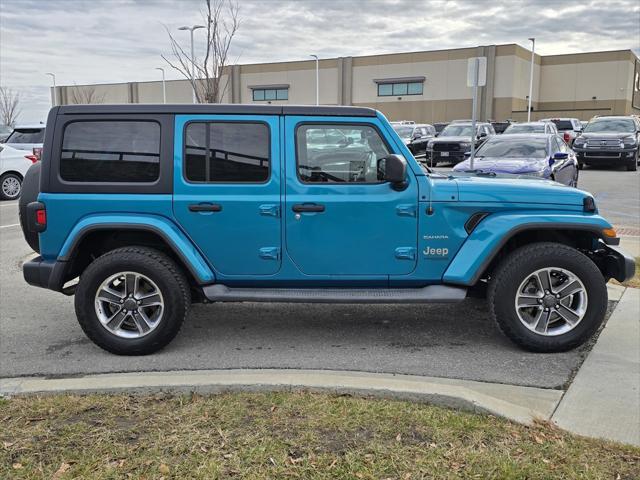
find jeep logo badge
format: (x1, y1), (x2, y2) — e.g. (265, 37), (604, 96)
(423, 246), (449, 257)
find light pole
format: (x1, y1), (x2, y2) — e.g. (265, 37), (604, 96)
(527, 37), (535, 122)
(178, 25), (205, 103)
(155, 67), (166, 104)
(46, 72), (56, 106)
(310, 54), (319, 105)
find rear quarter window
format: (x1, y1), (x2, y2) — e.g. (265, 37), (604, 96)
(60, 121), (160, 183)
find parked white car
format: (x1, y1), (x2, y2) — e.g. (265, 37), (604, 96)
(3, 124), (45, 153)
(0, 144), (38, 200)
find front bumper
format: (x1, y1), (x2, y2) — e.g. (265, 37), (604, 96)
(574, 147), (637, 165)
(598, 243), (636, 283)
(23, 256), (67, 292)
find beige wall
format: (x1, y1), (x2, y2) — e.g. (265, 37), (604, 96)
(55, 45), (639, 123)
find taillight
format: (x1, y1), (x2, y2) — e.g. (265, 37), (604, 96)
(36, 209), (46, 226)
(25, 155), (38, 163)
(563, 132), (571, 143)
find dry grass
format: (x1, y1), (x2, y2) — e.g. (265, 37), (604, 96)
(1, 392), (639, 479)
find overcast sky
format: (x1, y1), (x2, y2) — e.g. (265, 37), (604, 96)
(1, 0), (639, 123)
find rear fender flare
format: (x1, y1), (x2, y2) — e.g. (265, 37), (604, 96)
(59, 214), (215, 284)
(443, 212), (613, 286)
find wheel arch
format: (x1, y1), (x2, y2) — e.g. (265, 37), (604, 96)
(58, 217), (215, 289)
(0, 170), (25, 180)
(443, 215), (617, 286)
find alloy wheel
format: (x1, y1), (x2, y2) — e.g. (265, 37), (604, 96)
(514, 267), (588, 336)
(94, 271), (164, 338)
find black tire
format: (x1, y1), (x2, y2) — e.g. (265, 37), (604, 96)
(488, 242), (607, 353)
(74, 247), (190, 355)
(18, 162), (41, 252)
(0, 172), (22, 200)
(627, 159), (637, 171)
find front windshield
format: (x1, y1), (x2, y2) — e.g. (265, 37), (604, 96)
(476, 137), (548, 158)
(584, 118), (635, 133)
(440, 125), (473, 137)
(504, 124), (545, 134)
(393, 126), (414, 138)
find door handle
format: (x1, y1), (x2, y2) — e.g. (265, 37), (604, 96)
(292, 203), (325, 213)
(189, 203), (222, 212)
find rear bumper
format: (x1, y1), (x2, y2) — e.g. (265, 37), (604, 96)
(23, 256), (67, 292)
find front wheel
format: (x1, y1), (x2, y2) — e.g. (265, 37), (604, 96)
(75, 247), (190, 355)
(488, 242), (607, 352)
(0, 173), (22, 200)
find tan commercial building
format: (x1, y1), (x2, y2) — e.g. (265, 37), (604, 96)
(55, 43), (640, 123)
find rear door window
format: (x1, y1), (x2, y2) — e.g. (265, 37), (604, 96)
(184, 122), (270, 183)
(6, 128), (45, 144)
(60, 121), (160, 182)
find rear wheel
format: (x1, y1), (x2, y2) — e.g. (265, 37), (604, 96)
(488, 242), (607, 352)
(75, 247), (190, 355)
(0, 173), (22, 200)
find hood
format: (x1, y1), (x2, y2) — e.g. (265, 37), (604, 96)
(432, 135), (472, 143)
(453, 157), (550, 176)
(442, 172), (588, 206)
(579, 132), (629, 139)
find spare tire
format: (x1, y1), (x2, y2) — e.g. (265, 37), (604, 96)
(19, 162), (41, 253)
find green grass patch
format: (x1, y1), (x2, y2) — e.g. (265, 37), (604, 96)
(1, 392), (638, 479)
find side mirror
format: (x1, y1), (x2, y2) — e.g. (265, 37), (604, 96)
(379, 154), (408, 191)
(478, 132), (487, 138)
(553, 152), (569, 160)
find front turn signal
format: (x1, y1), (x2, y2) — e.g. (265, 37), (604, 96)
(602, 228), (617, 238)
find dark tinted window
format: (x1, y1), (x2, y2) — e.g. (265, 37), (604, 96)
(296, 124), (390, 183)
(550, 120), (574, 131)
(60, 121), (160, 183)
(184, 122), (270, 183)
(6, 128), (45, 144)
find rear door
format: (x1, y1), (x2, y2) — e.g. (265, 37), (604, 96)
(173, 115), (282, 275)
(284, 116), (418, 275)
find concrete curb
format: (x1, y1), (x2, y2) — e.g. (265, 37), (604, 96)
(0, 369), (563, 426)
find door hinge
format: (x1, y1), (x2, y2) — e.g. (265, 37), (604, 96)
(259, 247), (280, 260)
(396, 204), (417, 217)
(395, 247), (416, 260)
(259, 204), (280, 218)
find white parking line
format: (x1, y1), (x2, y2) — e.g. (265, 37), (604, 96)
(0, 202), (18, 208)
(0, 223), (19, 229)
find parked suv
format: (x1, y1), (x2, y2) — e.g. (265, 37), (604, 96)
(392, 123), (436, 155)
(4, 123), (45, 152)
(20, 104), (634, 355)
(426, 122), (495, 166)
(540, 118), (583, 146)
(572, 116), (640, 171)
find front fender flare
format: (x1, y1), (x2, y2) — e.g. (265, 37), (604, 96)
(443, 212), (613, 286)
(59, 214), (215, 284)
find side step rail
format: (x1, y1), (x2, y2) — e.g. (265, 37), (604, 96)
(203, 284), (467, 304)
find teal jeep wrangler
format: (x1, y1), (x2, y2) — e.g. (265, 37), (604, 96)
(20, 104), (634, 355)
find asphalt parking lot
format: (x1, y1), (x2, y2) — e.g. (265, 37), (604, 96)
(1, 167), (637, 388)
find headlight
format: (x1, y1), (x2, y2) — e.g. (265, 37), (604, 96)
(427, 141), (434, 150)
(573, 137), (586, 146)
(622, 136), (637, 146)
(459, 142), (471, 149)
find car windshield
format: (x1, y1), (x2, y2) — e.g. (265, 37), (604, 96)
(393, 126), (414, 138)
(504, 124), (545, 134)
(6, 128), (45, 144)
(476, 137), (548, 159)
(583, 118), (635, 133)
(440, 125), (473, 137)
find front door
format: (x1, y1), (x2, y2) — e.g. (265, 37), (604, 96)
(284, 117), (418, 275)
(173, 115), (281, 276)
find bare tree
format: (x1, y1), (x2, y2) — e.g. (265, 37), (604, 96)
(70, 85), (106, 105)
(0, 87), (21, 127)
(163, 0), (240, 103)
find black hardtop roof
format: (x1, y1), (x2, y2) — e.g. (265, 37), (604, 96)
(56, 104), (377, 117)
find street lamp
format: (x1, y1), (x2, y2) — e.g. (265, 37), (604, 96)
(178, 25), (206, 103)
(310, 54), (319, 105)
(527, 37), (535, 122)
(46, 72), (56, 106)
(155, 67), (166, 104)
